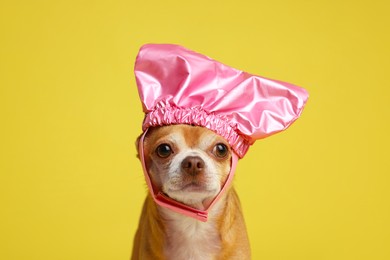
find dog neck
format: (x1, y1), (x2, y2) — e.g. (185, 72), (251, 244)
(156, 190), (229, 260)
(133, 186), (251, 260)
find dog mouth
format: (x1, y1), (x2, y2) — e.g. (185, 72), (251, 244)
(181, 182), (205, 192)
(164, 180), (220, 210)
(168, 181), (211, 193)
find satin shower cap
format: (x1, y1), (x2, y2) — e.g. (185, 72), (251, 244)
(135, 44), (308, 158)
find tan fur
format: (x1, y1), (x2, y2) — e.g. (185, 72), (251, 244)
(131, 195), (165, 260)
(131, 125), (251, 259)
(217, 189), (251, 259)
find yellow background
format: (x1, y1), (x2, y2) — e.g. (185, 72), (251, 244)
(1, 0), (389, 259)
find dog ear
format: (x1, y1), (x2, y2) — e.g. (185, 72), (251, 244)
(135, 134), (142, 159)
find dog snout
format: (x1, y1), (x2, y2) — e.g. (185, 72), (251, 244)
(181, 156), (205, 176)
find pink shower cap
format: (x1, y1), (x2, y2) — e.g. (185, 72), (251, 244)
(135, 44), (308, 158)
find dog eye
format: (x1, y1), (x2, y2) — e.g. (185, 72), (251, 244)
(213, 143), (229, 158)
(156, 144), (172, 158)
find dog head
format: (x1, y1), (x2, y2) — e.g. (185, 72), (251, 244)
(137, 124), (233, 210)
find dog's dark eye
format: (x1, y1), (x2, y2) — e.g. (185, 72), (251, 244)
(156, 144), (172, 158)
(213, 143), (229, 158)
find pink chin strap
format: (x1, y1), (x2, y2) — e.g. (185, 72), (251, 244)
(138, 129), (239, 222)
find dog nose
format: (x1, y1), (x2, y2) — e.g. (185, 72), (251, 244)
(181, 156), (205, 176)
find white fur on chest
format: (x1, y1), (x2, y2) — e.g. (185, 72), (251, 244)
(160, 206), (223, 260)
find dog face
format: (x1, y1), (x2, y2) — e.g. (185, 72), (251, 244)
(139, 124), (232, 210)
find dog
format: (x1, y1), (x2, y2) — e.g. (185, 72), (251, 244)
(131, 43), (308, 260)
(131, 124), (251, 260)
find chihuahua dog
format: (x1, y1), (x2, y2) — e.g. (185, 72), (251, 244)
(131, 124), (251, 260)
